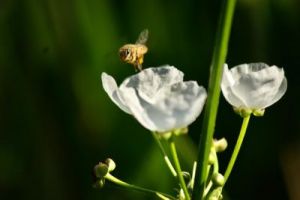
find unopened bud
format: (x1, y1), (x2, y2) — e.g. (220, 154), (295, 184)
(94, 162), (108, 179)
(105, 158), (116, 172)
(213, 138), (228, 152)
(212, 173), (225, 187)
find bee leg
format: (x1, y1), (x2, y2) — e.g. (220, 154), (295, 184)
(137, 63), (143, 71)
(136, 56), (143, 71)
(132, 58), (141, 71)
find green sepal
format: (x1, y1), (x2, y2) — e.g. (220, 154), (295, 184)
(233, 107), (252, 118)
(173, 127), (188, 136)
(156, 127), (189, 140)
(253, 108), (265, 117)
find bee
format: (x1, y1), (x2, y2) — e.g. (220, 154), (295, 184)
(119, 29), (149, 71)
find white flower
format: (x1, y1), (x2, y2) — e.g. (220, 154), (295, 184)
(221, 63), (287, 111)
(101, 65), (207, 132)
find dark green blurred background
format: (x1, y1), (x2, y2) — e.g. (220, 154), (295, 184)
(1, 0), (300, 199)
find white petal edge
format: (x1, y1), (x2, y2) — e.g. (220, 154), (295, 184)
(262, 77), (287, 109)
(221, 64), (248, 107)
(101, 72), (132, 114)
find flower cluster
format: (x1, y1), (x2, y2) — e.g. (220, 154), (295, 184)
(102, 63), (287, 128)
(98, 62), (287, 200)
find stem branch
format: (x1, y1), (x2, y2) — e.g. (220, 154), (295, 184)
(105, 173), (176, 200)
(224, 115), (251, 183)
(169, 136), (190, 200)
(152, 132), (177, 177)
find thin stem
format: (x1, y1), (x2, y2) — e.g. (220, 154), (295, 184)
(169, 136), (190, 200)
(192, 0), (237, 199)
(203, 150), (219, 197)
(190, 161), (197, 188)
(105, 173), (176, 200)
(212, 150), (219, 175)
(151, 132), (177, 177)
(224, 115), (251, 183)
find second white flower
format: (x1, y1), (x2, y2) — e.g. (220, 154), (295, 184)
(221, 63), (287, 112)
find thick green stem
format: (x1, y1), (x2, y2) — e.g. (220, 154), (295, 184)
(151, 132), (177, 177)
(169, 136), (190, 200)
(224, 115), (251, 183)
(192, 0), (237, 199)
(105, 173), (176, 200)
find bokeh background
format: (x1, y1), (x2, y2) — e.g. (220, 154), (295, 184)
(1, 0), (300, 199)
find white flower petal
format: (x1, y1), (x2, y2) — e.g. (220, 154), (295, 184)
(221, 64), (248, 107)
(120, 65), (184, 104)
(101, 73), (131, 114)
(221, 63), (287, 110)
(121, 81), (207, 132)
(150, 81), (207, 131)
(230, 63), (269, 80)
(118, 87), (158, 131)
(231, 64), (284, 108)
(262, 77), (287, 109)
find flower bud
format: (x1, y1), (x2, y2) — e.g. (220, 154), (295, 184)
(213, 138), (228, 152)
(105, 158), (116, 172)
(94, 162), (109, 179)
(212, 173), (225, 187)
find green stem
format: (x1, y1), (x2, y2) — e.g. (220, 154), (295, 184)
(224, 115), (251, 183)
(203, 150), (219, 197)
(169, 136), (190, 200)
(105, 173), (176, 200)
(151, 132), (177, 177)
(192, 0), (237, 199)
(190, 161), (197, 189)
(212, 150), (219, 175)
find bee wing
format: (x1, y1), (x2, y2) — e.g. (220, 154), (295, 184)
(135, 29), (149, 44)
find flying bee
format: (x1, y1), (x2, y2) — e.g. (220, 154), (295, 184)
(119, 29), (149, 71)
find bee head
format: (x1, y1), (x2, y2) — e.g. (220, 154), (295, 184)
(119, 48), (131, 61)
